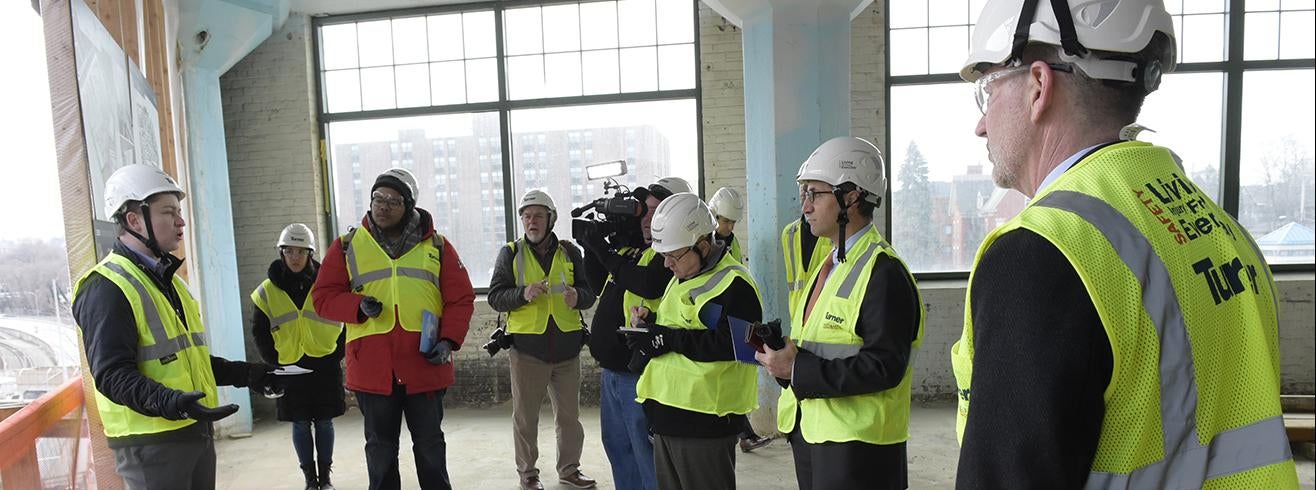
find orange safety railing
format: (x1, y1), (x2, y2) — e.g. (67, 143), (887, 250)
(0, 377), (85, 489)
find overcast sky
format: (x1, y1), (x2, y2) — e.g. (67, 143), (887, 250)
(1, 3), (65, 242)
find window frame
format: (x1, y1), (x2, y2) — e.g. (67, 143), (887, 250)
(883, 0), (1316, 279)
(311, 0), (705, 291)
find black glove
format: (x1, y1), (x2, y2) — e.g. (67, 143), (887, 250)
(246, 362), (276, 389)
(360, 296), (383, 318)
(623, 324), (675, 358)
(579, 229), (609, 256)
(426, 339), (454, 365)
(165, 390), (239, 422)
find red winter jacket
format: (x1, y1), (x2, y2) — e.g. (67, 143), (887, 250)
(313, 211), (475, 395)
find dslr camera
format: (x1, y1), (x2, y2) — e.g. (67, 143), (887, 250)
(570, 160), (649, 250)
(482, 326), (514, 357)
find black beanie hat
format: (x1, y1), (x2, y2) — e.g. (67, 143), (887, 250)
(372, 174), (414, 208)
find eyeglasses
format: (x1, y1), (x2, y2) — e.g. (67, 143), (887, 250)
(799, 187), (836, 204)
(281, 248), (311, 257)
(661, 247), (693, 263)
(974, 63), (1074, 115)
(371, 192), (405, 210)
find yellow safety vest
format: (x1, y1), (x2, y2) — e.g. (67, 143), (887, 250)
(724, 235), (744, 264)
(776, 225), (924, 444)
(781, 219), (832, 318)
(506, 239), (582, 334)
(635, 251), (761, 416)
(952, 141), (1297, 487)
(342, 228), (445, 343)
(250, 281), (343, 365)
(599, 247), (664, 327)
(74, 253), (219, 437)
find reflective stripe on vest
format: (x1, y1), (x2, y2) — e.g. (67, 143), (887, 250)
(778, 226), (925, 445)
(342, 228), (445, 342)
(74, 253), (218, 438)
(636, 251), (761, 416)
(102, 261), (208, 363)
(507, 239), (582, 334)
(954, 142), (1295, 488)
(252, 281), (343, 364)
(1035, 190), (1292, 489)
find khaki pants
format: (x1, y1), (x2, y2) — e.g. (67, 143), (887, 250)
(510, 349), (585, 480)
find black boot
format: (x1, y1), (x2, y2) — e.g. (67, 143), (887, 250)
(317, 461), (335, 490)
(300, 463), (318, 490)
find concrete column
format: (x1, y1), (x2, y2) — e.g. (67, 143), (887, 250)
(176, 0), (288, 436)
(705, 0), (866, 327)
(704, 0), (868, 432)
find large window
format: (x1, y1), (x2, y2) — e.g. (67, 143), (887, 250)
(316, 0), (700, 288)
(887, 0), (1316, 273)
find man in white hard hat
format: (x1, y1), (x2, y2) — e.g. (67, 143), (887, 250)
(953, 0), (1296, 487)
(756, 137), (924, 490)
(488, 189), (599, 490)
(314, 167), (476, 490)
(577, 176), (690, 490)
(624, 192), (763, 490)
(250, 223), (345, 490)
(708, 187), (747, 264)
(72, 164), (277, 489)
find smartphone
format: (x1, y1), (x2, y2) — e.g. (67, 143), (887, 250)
(745, 325), (766, 353)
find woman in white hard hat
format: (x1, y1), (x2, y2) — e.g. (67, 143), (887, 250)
(623, 193), (763, 490)
(251, 224), (346, 490)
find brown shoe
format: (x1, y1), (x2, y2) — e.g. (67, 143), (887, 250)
(520, 476), (544, 490)
(559, 471), (597, 489)
(739, 435), (772, 453)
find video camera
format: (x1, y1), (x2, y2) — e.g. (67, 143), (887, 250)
(570, 159), (649, 249)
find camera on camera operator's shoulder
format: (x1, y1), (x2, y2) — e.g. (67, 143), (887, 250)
(570, 159), (649, 251)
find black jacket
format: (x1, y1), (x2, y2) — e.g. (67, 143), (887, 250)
(250, 257), (347, 422)
(581, 242), (673, 372)
(955, 229), (1109, 489)
(487, 233), (597, 363)
(787, 253), (921, 400)
(73, 240), (256, 447)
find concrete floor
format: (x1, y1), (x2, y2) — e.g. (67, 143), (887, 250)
(216, 402), (1315, 489)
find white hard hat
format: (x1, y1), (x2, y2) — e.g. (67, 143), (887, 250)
(277, 223), (316, 251)
(797, 137), (886, 205)
(649, 176), (692, 199)
(649, 193), (716, 254)
(374, 167), (419, 204)
(961, 0), (1176, 87)
(709, 187), (744, 222)
(104, 164), (187, 218)
(518, 189), (557, 215)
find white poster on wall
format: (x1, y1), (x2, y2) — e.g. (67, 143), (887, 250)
(72, 0), (163, 257)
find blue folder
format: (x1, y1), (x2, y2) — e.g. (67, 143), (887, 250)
(697, 303), (760, 365)
(419, 310), (440, 355)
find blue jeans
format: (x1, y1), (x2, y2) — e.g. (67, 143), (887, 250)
(599, 369), (657, 490)
(355, 385), (451, 490)
(291, 418), (335, 468)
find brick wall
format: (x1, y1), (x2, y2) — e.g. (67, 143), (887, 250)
(698, 2), (888, 257)
(220, 14), (325, 418)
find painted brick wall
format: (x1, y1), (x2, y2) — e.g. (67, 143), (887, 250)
(698, 2), (888, 259)
(220, 14), (325, 418)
